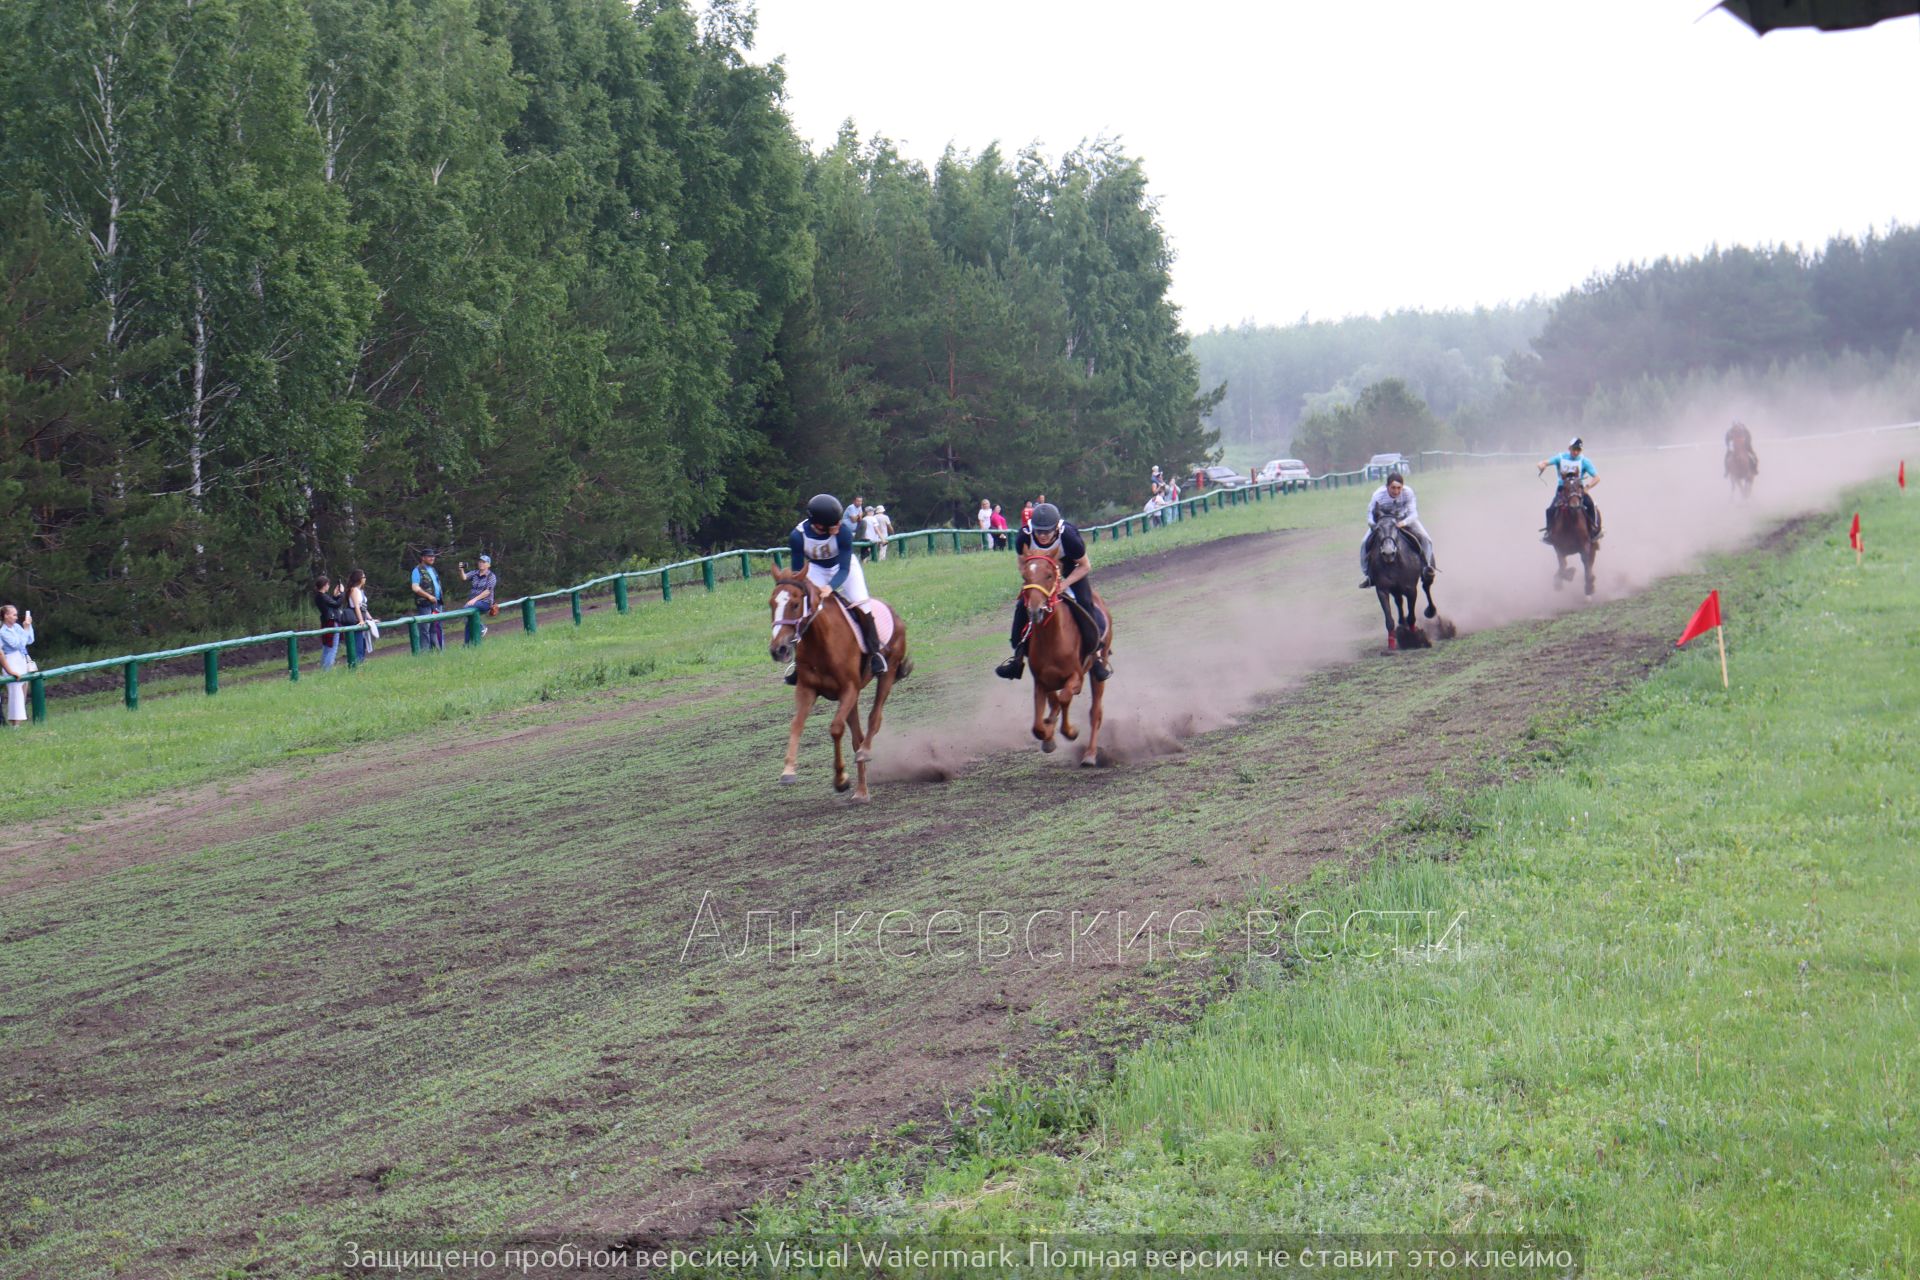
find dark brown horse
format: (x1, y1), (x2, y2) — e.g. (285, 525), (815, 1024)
(1725, 441), (1757, 499)
(1547, 473), (1598, 596)
(768, 571), (910, 802)
(1017, 553), (1111, 767)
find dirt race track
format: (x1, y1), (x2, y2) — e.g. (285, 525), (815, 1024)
(0, 448), (1890, 1277)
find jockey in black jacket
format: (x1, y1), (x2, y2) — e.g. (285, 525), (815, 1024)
(996, 502), (1110, 683)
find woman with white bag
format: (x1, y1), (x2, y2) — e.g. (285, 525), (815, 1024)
(1, 604), (37, 726)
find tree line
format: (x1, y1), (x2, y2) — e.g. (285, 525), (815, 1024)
(0, 0), (1215, 649)
(1204, 226), (1920, 473)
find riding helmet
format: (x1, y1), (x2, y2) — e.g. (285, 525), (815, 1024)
(806, 493), (843, 526)
(1030, 502), (1062, 532)
(1568, 437), (1584, 451)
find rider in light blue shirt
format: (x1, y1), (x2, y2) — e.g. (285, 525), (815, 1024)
(1537, 437), (1601, 541)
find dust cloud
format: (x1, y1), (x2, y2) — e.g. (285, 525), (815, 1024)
(870, 403), (1913, 782)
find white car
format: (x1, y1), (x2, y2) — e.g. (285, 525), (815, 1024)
(1256, 458), (1312, 483)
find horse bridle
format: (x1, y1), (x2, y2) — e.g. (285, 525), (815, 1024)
(771, 579), (822, 646)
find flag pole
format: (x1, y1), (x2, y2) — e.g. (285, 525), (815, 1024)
(1715, 623), (1728, 689)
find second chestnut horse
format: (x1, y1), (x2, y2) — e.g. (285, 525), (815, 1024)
(1016, 553), (1112, 767)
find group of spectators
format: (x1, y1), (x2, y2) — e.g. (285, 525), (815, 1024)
(312, 547), (499, 668)
(975, 499), (1013, 548)
(840, 496), (897, 560)
(1144, 465), (1183, 525)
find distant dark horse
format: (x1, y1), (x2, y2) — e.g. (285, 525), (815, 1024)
(1366, 516), (1436, 651)
(1547, 474), (1598, 596)
(1725, 442), (1757, 499)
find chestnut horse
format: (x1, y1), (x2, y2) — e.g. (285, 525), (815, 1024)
(1546, 472), (1598, 596)
(1017, 553), (1111, 767)
(768, 570), (910, 802)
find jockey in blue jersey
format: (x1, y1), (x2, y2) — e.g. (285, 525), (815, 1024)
(785, 493), (886, 683)
(996, 502), (1110, 683)
(1357, 471), (1436, 589)
(1536, 437), (1601, 541)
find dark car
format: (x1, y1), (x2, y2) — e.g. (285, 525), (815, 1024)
(1196, 465), (1251, 489)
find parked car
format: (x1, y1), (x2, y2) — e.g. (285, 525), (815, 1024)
(1256, 458), (1312, 483)
(1365, 452), (1414, 479)
(1196, 465), (1251, 489)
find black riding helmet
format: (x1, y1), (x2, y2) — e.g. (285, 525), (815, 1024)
(1029, 502), (1062, 535)
(806, 493), (843, 528)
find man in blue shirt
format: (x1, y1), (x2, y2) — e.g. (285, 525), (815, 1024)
(1536, 437), (1601, 541)
(410, 547), (445, 651)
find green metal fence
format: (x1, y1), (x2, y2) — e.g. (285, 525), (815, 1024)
(1, 469), (1372, 724)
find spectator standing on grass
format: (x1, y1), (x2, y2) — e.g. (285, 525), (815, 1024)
(410, 547), (445, 651)
(868, 505), (893, 560)
(313, 576), (343, 670)
(1, 604), (36, 726)
(977, 498), (993, 536)
(844, 495), (865, 531)
(991, 503), (1009, 548)
(344, 569), (373, 661)
(459, 554), (498, 636)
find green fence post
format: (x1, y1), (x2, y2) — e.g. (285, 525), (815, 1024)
(614, 576), (630, 614)
(925, 532), (936, 554)
(288, 634), (300, 682)
(740, 552), (751, 581)
(407, 619), (422, 654)
(204, 649), (219, 695)
(465, 611), (482, 646)
(522, 598), (538, 634)
(702, 559), (716, 592)
(346, 629), (361, 668)
(950, 530), (961, 552)
(124, 661), (140, 710)
(571, 591), (584, 625)
(660, 570), (671, 601)
(29, 677), (46, 723)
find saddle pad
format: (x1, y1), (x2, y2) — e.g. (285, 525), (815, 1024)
(830, 596), (896, 653)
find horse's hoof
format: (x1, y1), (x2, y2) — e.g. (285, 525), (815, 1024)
(848, 792), (871, 805)
(854, 749), (871, 764)
(1080, 752), (1098, 768)
(1041, 737), (1057, 754)
(779, 772), (798, 786)
(1061, 727), (1079, 741)
(834, 776), (852, 793)
(1424, 605), (1437, 619)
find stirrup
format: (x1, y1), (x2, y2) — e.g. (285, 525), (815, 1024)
(783, 663), (798, 686)
(1090, 657), (1111, 682)
(995, 654), (1025, 680)
(1358, 577), (1373, 589)
(869, 652), (888, 674)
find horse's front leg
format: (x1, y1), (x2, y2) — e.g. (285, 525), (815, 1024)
(1554, 551), (1570, 588)
(1032, 680), (1056, 752)
(1375, 586), (1396, 646)
(830, 685), (858, 793)
(781, 685), (819, 785)
(1583, 547), (1596, 597)
(1057, 684), (1078, 741)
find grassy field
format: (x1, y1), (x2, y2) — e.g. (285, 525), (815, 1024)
(0, 480), (1392, 827)
(754, 484), (1919, 1277)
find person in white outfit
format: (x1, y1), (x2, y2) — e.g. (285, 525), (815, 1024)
(785, 493), (886, 683)
(868, 504), (893, 560)
(0, 604), (36, 725)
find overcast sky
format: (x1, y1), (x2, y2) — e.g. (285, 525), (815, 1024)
(748, 1), (1920, 333)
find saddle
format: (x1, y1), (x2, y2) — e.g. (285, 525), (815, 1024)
(826, 595), (896, 654)
(1061, 592), (1112, 644)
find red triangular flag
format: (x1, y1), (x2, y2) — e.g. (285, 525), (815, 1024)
(1849, 512), (1862, 552)
(1900, 460), (1907, 490)
(1676, 590), (1721, 648)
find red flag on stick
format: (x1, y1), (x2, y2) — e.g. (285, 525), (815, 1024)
(1900, 460), (1907, 490)
(1676, 590), (1728, 688)
(1849, 511), (1863, 564)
